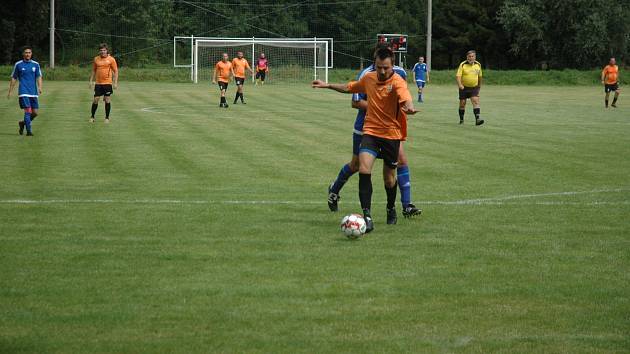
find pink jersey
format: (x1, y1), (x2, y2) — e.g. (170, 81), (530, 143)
(256, 58), (268, 70)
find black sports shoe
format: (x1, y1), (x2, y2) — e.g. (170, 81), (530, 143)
(219, 103), (224, 107)
(459, 119), (464, 125)
(18, 121), (24, 135)
(386, 207), (397, 225)
(611, 103), (617, 108)
(241, 101), (246, 104)
(475, 119), (485, 126)
(26, 132), (34, 136)
(233, 100), (238, 104)
(327, 183), (339, 212)
(364, 215), (374, 233)
(402, 203), (422, 218)
(224, 103), (229, 108)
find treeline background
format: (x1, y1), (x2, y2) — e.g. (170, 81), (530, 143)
(1, 0), (628, 69)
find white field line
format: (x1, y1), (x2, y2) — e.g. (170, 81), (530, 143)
(1, 188), (628, 206)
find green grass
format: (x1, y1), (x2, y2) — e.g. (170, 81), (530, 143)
(0, 81), (629, 353)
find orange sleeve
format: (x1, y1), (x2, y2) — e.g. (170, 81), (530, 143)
(395, 77), (412, 103)
(110, 57), (118, 72)
(347, 78), (366, 94)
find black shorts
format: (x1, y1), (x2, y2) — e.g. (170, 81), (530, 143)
(94, 84), (113, 97)
(218, 81), (229, 91)
(459, 86), (480, 100)
(359, 134), (400, 169)
(605, 83), (619, 93)
(255, 69), (267, 81)
(235, 77), (245, 86)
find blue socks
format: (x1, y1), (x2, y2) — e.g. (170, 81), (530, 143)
(418, 93), (423, 102)
(397, 165), (411, 208)
(24, 111), (32, 134)
(331, 163), (355, 194)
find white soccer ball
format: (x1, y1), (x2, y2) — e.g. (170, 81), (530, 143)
(340, 213), (367, 239)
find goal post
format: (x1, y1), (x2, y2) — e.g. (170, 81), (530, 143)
(188, 38), (330, 84)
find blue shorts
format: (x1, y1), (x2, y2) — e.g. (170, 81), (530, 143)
(352, 133), (362, 155)
(416, 80), (426, 89)
(19, 97), (39, 110)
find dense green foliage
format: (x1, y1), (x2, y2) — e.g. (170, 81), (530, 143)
(1, 0), (628, 69)
(1, 82), (629, 352)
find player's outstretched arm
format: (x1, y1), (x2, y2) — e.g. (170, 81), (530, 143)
(312, 80), (350, 93)
(401, 100), (418, 115)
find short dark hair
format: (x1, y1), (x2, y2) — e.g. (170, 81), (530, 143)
(99, 43), (108, 50)
(21, 45), (32, 53)
(374, 45), (395, 62)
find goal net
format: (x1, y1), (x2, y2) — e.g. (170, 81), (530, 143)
(191, 38), (330, 84)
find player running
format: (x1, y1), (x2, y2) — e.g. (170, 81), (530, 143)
(212, 53), (233, 108)
(89, 43), (118, 123)
(314, 46), (418, 233)
(601, 57), (621, 108)
(412, 56), (429, 103)
(231, 51), (254, 104)
(7, 46), (43, 136)
(255, 53), (269, 85)
(327, 45), (422, 219)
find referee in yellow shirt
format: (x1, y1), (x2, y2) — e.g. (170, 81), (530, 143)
(456, 50), (484, 126)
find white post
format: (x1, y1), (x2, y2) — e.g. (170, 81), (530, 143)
(426, 0), (432, 71)
(194, 39), (198, 84)
(325, 41), (329, 83)
(49, 0), (55, 68)
(313, 37), (317, 81)
(190, 35), (194, 82)
(251, 37), (255, 83)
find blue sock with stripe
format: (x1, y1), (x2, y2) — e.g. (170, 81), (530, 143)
(24, 111), (32, 133)
(397, 165), (411, 208)
(331, 163), (355, 194)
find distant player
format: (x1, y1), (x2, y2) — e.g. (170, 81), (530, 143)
(327, 45), (422, 219)
(601, 57), (621, 108)
(231, 51), (253, 104)
(89, 43), (118, 123)
(456, 50), (484, 126)
(212, 53), (232, 108)
(412, 56), (429, 102)
(7, 46), (42, 136)
(314, 46), (418, 233)
(255, 53), (269, 85)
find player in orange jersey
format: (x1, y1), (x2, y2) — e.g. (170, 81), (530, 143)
(312, 46), (418, 233)
(212, 53), (233, 108)
(89, 43), (118, 123)
(601, 57), (621, 108)
(231, 51), (253, 104)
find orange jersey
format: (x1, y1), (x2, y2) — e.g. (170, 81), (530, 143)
(92, 55), (118, 84)
(231, 58), (251, 78)
(602, 65), (619, 84)
(347, 72), (412, 140)
(215, 61), (232, 83)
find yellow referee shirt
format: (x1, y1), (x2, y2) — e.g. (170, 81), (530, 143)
(456, 60), (482, 88)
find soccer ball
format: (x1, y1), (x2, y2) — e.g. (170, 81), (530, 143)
(340, 213), (367, 239)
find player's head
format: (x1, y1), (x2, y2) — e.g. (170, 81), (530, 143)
(222, 53), (229, 62)
(21, 46), (33, 60)
(609, 57), (616, 65)
(373, 46), (395, 81)
(237, 51), (244, 59)
(418, 56), (425, 63)
(466, 50), (476, 63)
(99, 43), (109, 57)
(260, 53), (265, 59)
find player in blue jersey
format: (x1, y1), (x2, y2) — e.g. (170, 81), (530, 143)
(412, 56), (429, 103)
(327, 45), (422, 218)
(7, 46), (43, 136)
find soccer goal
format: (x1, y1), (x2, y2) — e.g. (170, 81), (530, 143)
(177, 37), (331, 84)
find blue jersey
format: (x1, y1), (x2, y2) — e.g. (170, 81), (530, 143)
(351, 64), (407, 134)
(11, 60), (42, 97)
(412, 62), (427, 82)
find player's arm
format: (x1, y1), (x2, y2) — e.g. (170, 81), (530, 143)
(37, 75), (43, 95)
(111, 60), (118, 89)
(7, 78), (16, 99)
(312, 80), (351, 93)
(247, 62), (253, 74)
(456, 75), (464, 90)
(477, 76), (482, 88)
(212, 66), (217, 84)
(601, 68), (607, 84)
(351, 99), (368, 110)
(401, 99), (418, 115)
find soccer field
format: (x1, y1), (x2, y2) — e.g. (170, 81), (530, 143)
(1, 81), (629, 352)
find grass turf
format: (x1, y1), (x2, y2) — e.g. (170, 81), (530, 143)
(0, 81), (629, 353)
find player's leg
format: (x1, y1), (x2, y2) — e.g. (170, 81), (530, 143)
(358, 135), (378, 233)
(381, 138), (400, 225)
(103, 86), (112, 122)
(260, 71), (266, 85)
(19, 98), (34, 136)
(416, 81), (425, 103)
(328, 134), (362, 211)
(91, 85), (102, 122)
(612, 86), (620, 108)
(471, 94), (484, 126)
(219, 82), (228, 107)
(396, 144), (422, 217)
(459, 96), (467, 124)
(605, 87), (611, 108)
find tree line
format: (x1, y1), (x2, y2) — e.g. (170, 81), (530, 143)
(1, 0), (628, 69)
